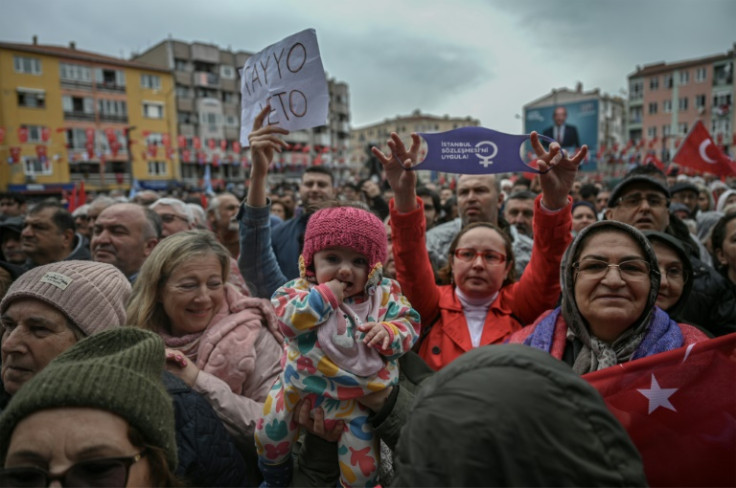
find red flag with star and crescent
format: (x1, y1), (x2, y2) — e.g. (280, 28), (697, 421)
(583, 333), (736, 487)
(672, 120), (736, 178)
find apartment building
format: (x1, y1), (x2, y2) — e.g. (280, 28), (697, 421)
(133, 38), (351, 188)
(0, 37), (177, 194)
(627, 44), (735, 162)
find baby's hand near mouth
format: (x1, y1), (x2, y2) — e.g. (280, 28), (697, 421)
(325, 279), (347, 304)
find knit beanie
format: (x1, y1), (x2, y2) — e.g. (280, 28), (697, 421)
(0, 327), (177, 469)
(0, 260), (130, 336)
(300, 206), (387, 280)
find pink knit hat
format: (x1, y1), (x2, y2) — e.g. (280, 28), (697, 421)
(0, 260), (131, 336)
(301, 206), (387, 278)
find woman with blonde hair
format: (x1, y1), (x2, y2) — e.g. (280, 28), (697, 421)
(126, 230), (283, 455)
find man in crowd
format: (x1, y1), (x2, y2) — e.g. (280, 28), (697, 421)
(669, 181), (700, 219)
(91, 202), (160, 282)
(0, 218), (25, 266)
(21, 201), (89, 268)
(0, 193), (26, 222)
(426, 174), (533, 276)
(417, 187), (441, 231)
(543, 106), (580, 149)
(208, 193), (241, 258)
(503, 191), (536, 238)
(605, 172), (735, 336)
(151, 197), (194, 238)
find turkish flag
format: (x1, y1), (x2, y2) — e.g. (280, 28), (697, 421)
(220, 139), (227, 151)
(18, 127), (28, 143)
(584, 333), (736, 487)
(182, 149), (191, 162)
(35, 145), (47, 158)
(105, 128), (116, 144)
(208, 138), (215, 150)
(85, 128), (95, 143)
(177, 135), (186, 148)
(0, 127), (5, 145)
(193, 137), (201, 150)
(232, 141), (241, 153)
(643, 152), (665, 171)
(9, 147), (21, 163)
(162, 133), (170, 148)
(673, 120), (736, 177)
(41, 127), (51, 142)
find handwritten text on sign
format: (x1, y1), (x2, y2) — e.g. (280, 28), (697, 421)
(240, 29), (329, 146)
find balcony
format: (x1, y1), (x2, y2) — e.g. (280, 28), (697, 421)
(95, 82), (126, 93)
(60, 80), (92, 91)
(63, 111), (95, 121)
(177, 98), (194, 112)
(193, 71), (220, 88)
(175, 71), (192, 85)
(99, 113), (129, 123)
(70, 172), (131, 187)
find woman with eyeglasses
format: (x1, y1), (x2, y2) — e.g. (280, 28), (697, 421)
(508, 221), (708, 373)
(372, 132), (587, 370)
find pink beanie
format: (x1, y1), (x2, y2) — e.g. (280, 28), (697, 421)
(301, 206), (387, 277)
(0, 260), (131, 336)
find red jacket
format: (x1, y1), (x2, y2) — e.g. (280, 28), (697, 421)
(390, 195), (572, 371)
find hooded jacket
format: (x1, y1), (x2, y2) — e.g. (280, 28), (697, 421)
(391, 344), (648, 487)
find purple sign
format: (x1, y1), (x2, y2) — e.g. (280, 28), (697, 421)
(412, 126), (554, 175)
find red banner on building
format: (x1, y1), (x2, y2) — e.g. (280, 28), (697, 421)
(193, 137), (201, 150)
(18, 127), (28, 143)
(584, 333), (736, 487)
(233, 141), (241, 154)
(177, 135), (186, 148)
(220, 139), (227, 151)
(0, 127), (5, 144)
(162, 133), (170, 148)
(41, 127), (51, 142)
(85, 128), (95, 143)
(182, 149), (191, 162)
(208, 138), (216, 150)
(9, 147), (21, 163)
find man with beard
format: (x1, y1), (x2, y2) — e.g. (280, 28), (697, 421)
(90, 203), (160, 283)
(207, 193), (241, 258)
(21, 201), (89, 268)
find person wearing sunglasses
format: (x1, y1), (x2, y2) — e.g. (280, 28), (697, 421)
(0, 327), (180, 487)
(372, 131), (586, 371)
(508, 221), (708, 374)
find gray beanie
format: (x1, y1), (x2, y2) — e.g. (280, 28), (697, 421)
(0, 260), (130, 336)
(0, 327), (177, 469)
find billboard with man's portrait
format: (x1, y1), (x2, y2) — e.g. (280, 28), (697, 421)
(524, 99), (599, 171)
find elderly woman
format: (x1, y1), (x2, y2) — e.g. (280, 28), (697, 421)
(0, 260), (249, 486)
(0, 328), (181, 487)
(508, 221), (708, 373)
(372, 132), (587, 370)
(126, 230), (283, 447)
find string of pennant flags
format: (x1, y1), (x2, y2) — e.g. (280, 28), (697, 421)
(0, 125), (353, 169)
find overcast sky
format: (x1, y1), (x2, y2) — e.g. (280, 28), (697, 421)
(3, 0), (734, 132)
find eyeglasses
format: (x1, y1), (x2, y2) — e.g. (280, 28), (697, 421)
(454, 248), (507, 265)
(572, 258), (652, 281)
(661, 265), (688, 283)
(0, 451), (145, 488)
(615, 193), (669, 209)
(159, 213), (189, 224)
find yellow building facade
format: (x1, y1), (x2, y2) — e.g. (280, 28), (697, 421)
(0, 39), (177, 195)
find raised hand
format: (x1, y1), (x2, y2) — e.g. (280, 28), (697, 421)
(248, 104), (289, 176)
(531, 131), (588, 210)
(371, 132), (421, 212)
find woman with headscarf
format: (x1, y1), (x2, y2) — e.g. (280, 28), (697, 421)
(507, 221), (708, 374)
(642, 231), (695, 325)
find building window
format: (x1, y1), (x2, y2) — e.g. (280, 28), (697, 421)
(95, 68), (125, 89)
(62, 95), (95, 120)
(678, 97), (688, 111)
(97, 99), (128, 121)
(145, 133), (163, 146)
(174, 59), (189, 72)
(664, 74), (673, 89)
(148, 161), (168, 176)
(648, 102), (658, 114)
(695, 94), (707, 110)
(629, 80), (643, 100)
(17, 88), (45, 108)
(649, 77), (659, 90)
(662, 125), (671, 137)
(176, 84), (192, 98)
(696, 67), (707, 83)
(679, 70), (689, 85)
(141, 74), (161, 90)
(14, 55), (41, 74)
(24, 157), (52, 176)
(647, 126), (657, 139)
(713, 92), (732, 107)
(225, 115), (238, 127)
(143, 102), (164, 119)
(66, 128), (90, 149)
(59, 63), (91, 82)
(629, 106), (643, 124)
(220, 65), (236, 79)
(678, 123), (688, 135)
(662, 100), (671, 113)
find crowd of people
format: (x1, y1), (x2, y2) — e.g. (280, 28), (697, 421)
(0, 104), (734, 486)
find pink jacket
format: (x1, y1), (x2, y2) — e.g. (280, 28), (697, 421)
(192, 284), (283, 438)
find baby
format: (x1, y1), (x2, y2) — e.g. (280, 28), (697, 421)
(255, 205), (420, 487)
